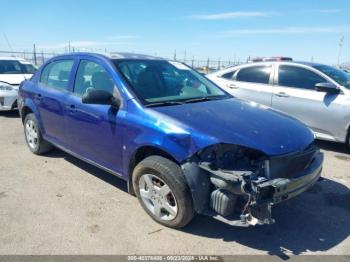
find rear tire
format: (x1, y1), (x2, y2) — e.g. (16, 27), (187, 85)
(24, 113), (52, 155)
(132, 156), (195, 228)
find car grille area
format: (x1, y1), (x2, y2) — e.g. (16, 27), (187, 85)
(266, 144), (318, 179)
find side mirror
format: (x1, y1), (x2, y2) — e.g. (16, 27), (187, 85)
(315, 82), (340, 93)
(82, 89), (121, 108)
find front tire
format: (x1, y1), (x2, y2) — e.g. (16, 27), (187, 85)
(24, 113), (52, 155)
(132, 156), (195, 228)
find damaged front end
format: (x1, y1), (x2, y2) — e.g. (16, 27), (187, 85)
(181, 143), (324, 226)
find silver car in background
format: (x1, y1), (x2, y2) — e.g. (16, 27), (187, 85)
(207, 61), (350, 147)
(0, 57), (36, 111)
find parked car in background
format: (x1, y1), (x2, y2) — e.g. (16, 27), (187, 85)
(0, 57), (36, 111)
(18, 53), (323, 228)
(207, 61), (350, 147)
(249, 56), (293, 63)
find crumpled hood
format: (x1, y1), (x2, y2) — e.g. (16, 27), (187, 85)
(0, 74), (32, 86)
(151, 98), (314, 156)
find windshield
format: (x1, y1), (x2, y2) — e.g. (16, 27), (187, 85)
(0, 60), (37, 74)
(313, 64), (350, 89)
(113, 59), (229, 105)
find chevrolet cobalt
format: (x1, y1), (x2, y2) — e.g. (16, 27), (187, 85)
(18, 53), (323, 228)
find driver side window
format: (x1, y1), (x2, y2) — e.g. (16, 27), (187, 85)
(74, 60), (115, 97)
(278, 65), (326, 90)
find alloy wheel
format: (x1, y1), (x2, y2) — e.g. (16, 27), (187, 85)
(138, 173), (178, 221)
(25, 120), (38, 150)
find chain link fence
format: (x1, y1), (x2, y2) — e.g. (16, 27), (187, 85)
(173, 58), (243, 74)
(0, 50), (59, 66)
(0, 50), (243, 73)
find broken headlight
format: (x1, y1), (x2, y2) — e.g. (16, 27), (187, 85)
(196, 144), (273, 223)
(197, 143), (266, 180)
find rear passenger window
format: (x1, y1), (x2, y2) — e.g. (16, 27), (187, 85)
(236, 66), (272, 84)
(40, 60), (74, 91)
(74, 60), (115, 97)
(278, 65), (326, 90)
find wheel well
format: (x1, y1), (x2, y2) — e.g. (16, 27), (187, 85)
(21, 106), (33, 123)
(128, 146), (178, 194)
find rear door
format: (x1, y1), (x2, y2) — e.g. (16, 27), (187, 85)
(272, 64), (344, 140)
(36, 59), (75, 146)
(229, 64), (274, 106)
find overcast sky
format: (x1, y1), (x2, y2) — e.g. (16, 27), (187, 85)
(0, 0), (349, 64)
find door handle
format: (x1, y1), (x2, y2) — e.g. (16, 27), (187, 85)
(66, 104), (77, 113)
(34, 94), (42, 102)
(226, 83), (238, 89)
(275, 92), (290, 97)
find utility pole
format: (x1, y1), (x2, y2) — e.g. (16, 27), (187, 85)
(206, 57), (210, 73)
(338, 35), (344, 67)
(33, 44), (37, 66)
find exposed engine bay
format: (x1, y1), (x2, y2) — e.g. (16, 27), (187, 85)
(181, 143), (323, 226)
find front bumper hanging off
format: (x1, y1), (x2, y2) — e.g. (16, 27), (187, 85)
(256, 153), (323, 205)
(244, 151), (323, 225)
(183, 145), (324, 227)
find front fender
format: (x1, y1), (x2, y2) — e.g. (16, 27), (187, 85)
(122, 100), (203, 166)
(122, 131), (195, 177)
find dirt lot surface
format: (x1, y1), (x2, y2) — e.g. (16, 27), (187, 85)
(0, 111), (349, 256)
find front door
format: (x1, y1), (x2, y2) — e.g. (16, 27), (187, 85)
(63, 59), (124, 174)
(272, 64), (344, 140)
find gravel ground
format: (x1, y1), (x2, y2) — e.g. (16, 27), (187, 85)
(0, 110), (349, 256)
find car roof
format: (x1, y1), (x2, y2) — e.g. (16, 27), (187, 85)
(109, 52), (166, 61)
(209, 60), (330, 76)
(51, 52), (166, 61)
(290, 61), (326, 67)
(245, 60), (326, 67)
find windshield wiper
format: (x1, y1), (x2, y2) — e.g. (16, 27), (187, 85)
(145, 96), (225, 107)
(145, 101), (184, 108)
(182, 96), (222, 104)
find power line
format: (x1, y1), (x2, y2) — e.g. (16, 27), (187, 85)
(3, 33), (14, 53)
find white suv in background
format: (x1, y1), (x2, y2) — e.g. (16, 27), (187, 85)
(207, 61), (350, 147)
(0, 57), (36, 111)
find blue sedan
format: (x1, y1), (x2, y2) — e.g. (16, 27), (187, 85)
(18, 52), (323, 228)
